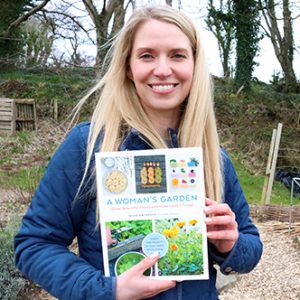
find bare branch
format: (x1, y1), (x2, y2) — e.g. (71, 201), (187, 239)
(5, 0), (51, 37)
(42, 9), (95, 44)
(105, 0), (121, 23)
(82, 0), (100, 26)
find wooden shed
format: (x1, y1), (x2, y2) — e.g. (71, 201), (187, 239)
(0, 98), (36, 135)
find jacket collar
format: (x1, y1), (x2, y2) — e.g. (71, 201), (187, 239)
(119, 128), (179, 151)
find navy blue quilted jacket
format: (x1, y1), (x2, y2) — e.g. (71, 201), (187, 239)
(15, 122), (262, 300)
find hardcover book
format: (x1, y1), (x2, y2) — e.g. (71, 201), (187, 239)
(95, 147), (209, 280)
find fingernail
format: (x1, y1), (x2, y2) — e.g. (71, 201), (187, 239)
(149, 252), (160, 260)
(205, 217), (212, 223)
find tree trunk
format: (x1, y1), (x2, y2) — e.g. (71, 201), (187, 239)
(260, 0), (297, 92)
(83, 0), (126, 76)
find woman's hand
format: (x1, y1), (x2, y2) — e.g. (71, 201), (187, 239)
(116, 253), (176, 300)
(204, 198), (239, 254)
(106, 227), (118, 247)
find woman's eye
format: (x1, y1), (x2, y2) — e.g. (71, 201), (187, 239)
(140, 53), (153, 59)
(173, 53), (186, 59)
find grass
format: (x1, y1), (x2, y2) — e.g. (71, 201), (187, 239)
(0, 154), (293, 206)
(231, 155), (292, 205)
(0, 166), (45, 192)
(0, 68), (95, 119)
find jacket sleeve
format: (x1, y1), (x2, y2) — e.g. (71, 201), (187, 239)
(209, 149), (263, 275)
(14, 124), (115, 300)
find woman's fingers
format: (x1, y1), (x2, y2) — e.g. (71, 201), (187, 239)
(116, 252), (176, 300)
(205, 215), (236, 226)
(207, 229), (239, 240)
(205, 197), (217, 205)
(131, 252), (159, 274)
(204, 201), (235, 217)
(204, 197), (239, 253)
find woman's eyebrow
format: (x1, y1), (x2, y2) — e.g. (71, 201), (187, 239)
(135, 47), (190, 53)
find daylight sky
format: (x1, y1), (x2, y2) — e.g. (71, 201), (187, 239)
(54, 0), (300, 83)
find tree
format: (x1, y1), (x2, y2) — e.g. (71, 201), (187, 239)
(1, 0), (130, 71)
(0, 0), (33, 68)
(20, 17), (54, 68)
(82, 0), (129, 73)
(233, 0), (261, 91)
(206, 0), (235, 77)
(259, 0), (298, 92)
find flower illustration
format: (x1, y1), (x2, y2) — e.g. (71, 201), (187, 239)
(163, 229), (172, 238)
(189, 219), (198, 226)
(170, 226), (179, 237)
(171, 243), (178, 251)
(176, 221), (186, 228)
(163, 227), (179, 238)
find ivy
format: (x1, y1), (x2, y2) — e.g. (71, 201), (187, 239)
(233, 0), (261, 91)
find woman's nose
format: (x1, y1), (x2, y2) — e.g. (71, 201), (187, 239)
(153, 58), (172, 77)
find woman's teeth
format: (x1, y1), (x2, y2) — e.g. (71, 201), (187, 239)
(151, 84), (174, 91)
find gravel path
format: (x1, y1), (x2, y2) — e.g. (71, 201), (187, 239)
(1, 188), (299, 299)
(219, 222), (300, 300)
(24, 222), (300, 300)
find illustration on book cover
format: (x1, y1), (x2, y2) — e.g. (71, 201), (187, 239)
(96, 147), (209, 280)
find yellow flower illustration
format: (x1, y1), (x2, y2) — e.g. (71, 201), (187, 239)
(176, 221), (186, 228)
(163, 229), (172, 238)
(163, 226), (179, 238)
(189, 219), (198, 226)
(170, 226), (179, 237)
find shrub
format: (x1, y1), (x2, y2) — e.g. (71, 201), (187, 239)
(0, 217), (26, 300)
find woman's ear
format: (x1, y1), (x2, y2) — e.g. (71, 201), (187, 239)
(127, 67), (133, 80)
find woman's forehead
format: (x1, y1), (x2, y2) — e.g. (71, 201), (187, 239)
(131, 19), (192, 51)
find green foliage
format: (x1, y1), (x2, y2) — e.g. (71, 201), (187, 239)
(0, 68), (94, 119)
(0, 0), (32, 69)
(231, 154), (292, 205)
(107, 220), (152, 242)
(115, 252), (151, 276)
(233, 0), (261, 90)
(156, 219), (204, 276)
(0, 218), (26, 300)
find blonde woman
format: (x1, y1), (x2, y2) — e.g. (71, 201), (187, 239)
(15, 5), (262, 300)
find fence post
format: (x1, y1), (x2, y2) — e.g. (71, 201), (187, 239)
(265, 123), (283, 205)
(261, 129), (277, 204)
(54, 99), (58, 121)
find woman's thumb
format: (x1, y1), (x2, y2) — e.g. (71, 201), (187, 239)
(134, 252), (159, 273)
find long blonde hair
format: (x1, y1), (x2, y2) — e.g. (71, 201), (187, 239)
(76, 5), (223, 202)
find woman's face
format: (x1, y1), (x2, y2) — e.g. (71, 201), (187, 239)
(129, 19), (194, 120)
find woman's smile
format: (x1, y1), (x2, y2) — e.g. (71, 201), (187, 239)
(148, 83), (178, 93)
(129, 19), (194, 120)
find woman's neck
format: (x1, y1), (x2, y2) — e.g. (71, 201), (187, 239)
(148, 111), (179, 139)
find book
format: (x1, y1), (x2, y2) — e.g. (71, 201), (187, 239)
(95, 147), (209, 280)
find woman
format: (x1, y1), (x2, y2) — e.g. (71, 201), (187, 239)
(15, 5), (262, 300)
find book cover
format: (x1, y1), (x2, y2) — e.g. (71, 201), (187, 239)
(95, 147), (209, 280)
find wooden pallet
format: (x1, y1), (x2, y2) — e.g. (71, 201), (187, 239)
(0, 98), (36, 135)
